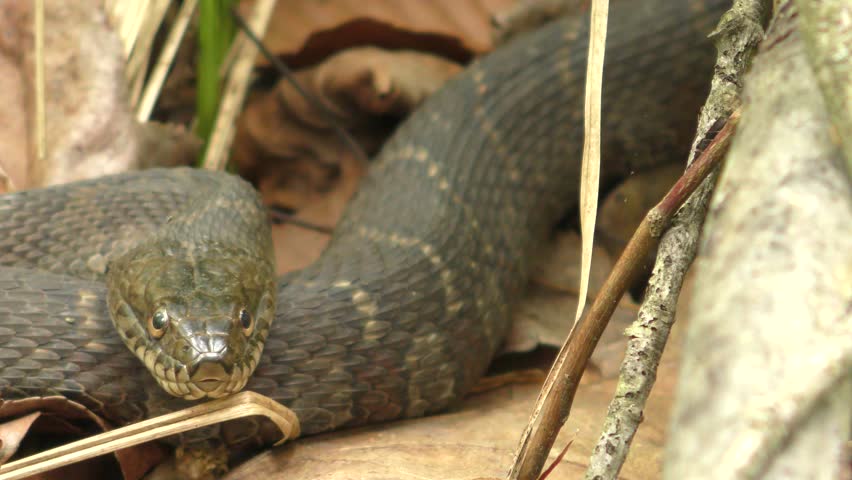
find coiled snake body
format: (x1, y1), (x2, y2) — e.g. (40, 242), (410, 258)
(0, 0), (726, 450)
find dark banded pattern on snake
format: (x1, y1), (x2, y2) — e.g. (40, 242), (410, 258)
(0, 0), (728, 450)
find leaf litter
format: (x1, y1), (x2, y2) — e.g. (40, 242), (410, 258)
(0, 0), (696, 478)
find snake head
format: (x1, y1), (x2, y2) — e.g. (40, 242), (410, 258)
(106, 238), (276, 400)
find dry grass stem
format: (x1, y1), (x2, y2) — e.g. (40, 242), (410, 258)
(126, 0), (172, 107)
(573, 0), (609, 326)
(136, 0), (199, 122)
(34, 0), (45, 164)
(202, 0), (278, 171)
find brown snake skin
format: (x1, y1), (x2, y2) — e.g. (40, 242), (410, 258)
(0, 0), (727, 452)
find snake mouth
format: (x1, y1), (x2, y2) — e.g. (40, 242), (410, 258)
(142, 347), (262, 400)
(191, 362), (230, 393)
(152, 363), (250, 400)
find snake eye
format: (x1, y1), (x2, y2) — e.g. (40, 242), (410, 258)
(239, 308), (253, 334)
(148, 309), (169, 339)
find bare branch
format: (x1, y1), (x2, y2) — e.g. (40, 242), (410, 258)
(585, 1), (767, 477)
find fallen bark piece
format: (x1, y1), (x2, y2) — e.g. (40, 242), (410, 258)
(794, 0), (852, 177)
(665, 2), (852, 478)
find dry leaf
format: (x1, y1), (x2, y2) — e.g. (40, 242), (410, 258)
(506, 231), (639, 378)
(135, 122), (203, 170)
(234, 47), (461, 274)
(0, 412), (41, 464)
(234, 47), (461, 194)
(269, 153), (366, 274)
(530, 231), (612, 297)
(492, 0), (587, 44)
(222, 295), (692, 480)
(0, 397), (167, 480)
(249, 0), (518, 68)
(597, 163), (682, 263)
(507, 287), (638, 379)
(307, 47), (463, 117)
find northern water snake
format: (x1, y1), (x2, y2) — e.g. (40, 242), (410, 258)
(0, 0), (727, 450)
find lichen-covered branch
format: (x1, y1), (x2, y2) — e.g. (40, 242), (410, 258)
(584, 2), (767, 478)
(664, 1), (852, 478)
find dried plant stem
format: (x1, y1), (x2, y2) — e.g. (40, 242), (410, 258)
(115, 0), (150, 58)
(136, 0), (199, 122)
(201, 0), (276, 171)
(574, 0), (608, 325)
(508, 109), (739, 480)
(34, 0), (45, 164)
(126, 0), (171, 107)
(508, 2), (608, 476)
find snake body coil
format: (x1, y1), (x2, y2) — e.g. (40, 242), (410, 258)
(0, 0), (727, 449)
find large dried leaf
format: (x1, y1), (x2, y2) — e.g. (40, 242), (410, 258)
(0, 412), (41, 464)
(597, 163), (682, 261)
(234, 47), (462, 195)
(222, 292), (693, 480)
(234, 47), (462, 274)
(249, 0), (518, 67)
(508, 231), (639, 378)
(0, 397), (166, 480)
(508, 287), (638, 380)
(269, 153), (366, 274)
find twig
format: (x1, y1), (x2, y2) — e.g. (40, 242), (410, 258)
(584, 2), (767, 477)
(268, 207), (334, 234)
(508, 109), (740, 480)
(540, 439), (575, 480)
(0, 391), (299, 480)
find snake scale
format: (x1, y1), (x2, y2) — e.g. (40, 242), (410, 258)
(0, 0), (727, 453)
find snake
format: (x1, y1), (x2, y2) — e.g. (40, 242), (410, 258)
(0, 0), (727, 453)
